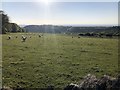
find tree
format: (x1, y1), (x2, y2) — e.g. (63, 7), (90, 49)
(0, 11), (9, 34)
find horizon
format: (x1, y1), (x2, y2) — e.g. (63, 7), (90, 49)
(2, 1), (118, 26)
(19, 23), (118, 27)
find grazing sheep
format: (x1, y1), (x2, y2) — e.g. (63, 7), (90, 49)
(21, 35), (24, 38)
(21, 35), (27, 42)
(39, 34), (41, 38)
(7, 36), (11, 40)
(15, 36), (18, 38)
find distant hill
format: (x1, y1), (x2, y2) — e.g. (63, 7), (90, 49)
(24, 25), (68, 33)
(24, 25), (119, 35)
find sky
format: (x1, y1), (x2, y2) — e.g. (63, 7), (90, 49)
(1, 1), (119, 26)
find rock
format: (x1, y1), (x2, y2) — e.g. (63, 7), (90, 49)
(64, 74), (120, 90)
(64, 83), (80, 90)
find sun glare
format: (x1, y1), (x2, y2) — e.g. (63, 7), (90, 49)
(41, 0), (50, 5)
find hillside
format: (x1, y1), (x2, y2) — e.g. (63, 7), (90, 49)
(5, 23), (24, 33)
(24, 25), (119, 36)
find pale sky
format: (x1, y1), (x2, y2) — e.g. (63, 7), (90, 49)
(1, 1), (119, 26)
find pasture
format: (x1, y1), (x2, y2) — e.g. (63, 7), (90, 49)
(2, 33), (118, 88)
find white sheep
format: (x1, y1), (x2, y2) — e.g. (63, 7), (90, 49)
(39, 34), (41, 38)
(21, 35), (27, 42)
(8, 36), (11, 40)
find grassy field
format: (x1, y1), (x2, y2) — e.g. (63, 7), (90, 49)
(2, 33), (119, 88)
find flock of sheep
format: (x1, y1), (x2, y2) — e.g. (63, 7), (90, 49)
(7, 34), (43, 42)
(7, 34), (81, 42)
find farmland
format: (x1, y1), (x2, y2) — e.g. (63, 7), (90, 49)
(2, 33), (119, 88)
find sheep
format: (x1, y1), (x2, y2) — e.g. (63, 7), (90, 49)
(21, 35), (24, 38)
(39, 34), (41, 38)
(7, 36), (11, 40)
(15, 36), (18, 38)
(21, 35), (27, 42)
(22, 37), (27, 42)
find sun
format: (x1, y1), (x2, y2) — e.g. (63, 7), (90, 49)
(41, 0), (50, 5)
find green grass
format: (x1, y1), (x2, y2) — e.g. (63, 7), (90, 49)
(2, 33), (118, 88)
